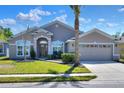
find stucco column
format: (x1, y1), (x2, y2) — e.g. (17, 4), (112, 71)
(48, 38), (53, 55)
(34, 38), (38, 58)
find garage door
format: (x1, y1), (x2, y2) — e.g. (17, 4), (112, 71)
(79, 44), (113, 61)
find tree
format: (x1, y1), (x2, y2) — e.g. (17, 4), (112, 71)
(4, 28), (13, 38)
(115, 32), (121, 38)
(0, 29), (7, 41)
(70, 5), (81, 66)
(0, 26), (13, 42)
(122, 32), (124, 36)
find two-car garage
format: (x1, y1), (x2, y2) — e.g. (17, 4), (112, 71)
(79, 43), (113, 61)
(67, 28), (115, 61)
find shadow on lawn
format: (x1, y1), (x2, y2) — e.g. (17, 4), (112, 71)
(33, 65), (76, 87)
(64, 66), (75, 74)
(0, 57), (9, 60)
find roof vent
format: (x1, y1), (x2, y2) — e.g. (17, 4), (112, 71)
(55, 24), (59, 28)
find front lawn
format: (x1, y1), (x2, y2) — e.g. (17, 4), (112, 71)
(0, 59), (91, 74)
(0, 76), (96, 83)
(119, 59), (124, 63)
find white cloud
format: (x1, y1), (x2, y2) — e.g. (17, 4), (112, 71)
(80, 17), (91, 24)
(16, 12), (41, 22)
(16, 8), (52, 22)
(97, 18), (105, 22)
(53, 12), (56, 14)
(118, 7), (124, 12)
(59, 10), (65, 14)
(52, 14), (67, 23)
(0, 18), (16, 26)
(106, 22), (118, 28)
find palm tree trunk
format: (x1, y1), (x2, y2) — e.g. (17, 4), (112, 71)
(74, 15), (80, 66)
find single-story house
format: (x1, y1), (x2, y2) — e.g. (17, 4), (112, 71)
(0, 40), (8, 56)
(115, 36), (124, 58)
(9, 20), (122, 61)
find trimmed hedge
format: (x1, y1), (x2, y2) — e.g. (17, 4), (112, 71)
(30, 46), (36, 59)
(47, 51), (63, 60)
(61, 53), (75, 64)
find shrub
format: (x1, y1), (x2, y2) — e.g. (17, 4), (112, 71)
(47, 54), (54, 60)
(57, 51), (63, 59)
(52, 51), (63, 59)
(61, 53), (75, 64)
(30, 46), (36, 59)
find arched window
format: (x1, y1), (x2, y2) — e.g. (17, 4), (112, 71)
(16, 40), (31, 56)
(52, 40), (64, 52)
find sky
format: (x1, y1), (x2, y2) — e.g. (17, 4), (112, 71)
(0, 5), (124, 35)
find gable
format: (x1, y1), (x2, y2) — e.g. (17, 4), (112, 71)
(41, 21), (75, 42)
(79, 28), (114, 43)
(41, 20), (75, 31)
(9, 27), (53, 44)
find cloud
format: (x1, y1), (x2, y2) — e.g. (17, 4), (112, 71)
(118, 7), (124, 12)
(59, 10), (66, 14)
(53, 12), (56, 14)
(16, 8), (52, 22)
(0, 18), (16, 26)
(79, 17), (91, 24)
(52, 14), (67, 23)
(106, 22), (118, 28)
(97, 18), (105, 23)
(16, 12), (41, 22)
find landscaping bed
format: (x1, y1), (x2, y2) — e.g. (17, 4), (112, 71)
(0, 76), (96, 83)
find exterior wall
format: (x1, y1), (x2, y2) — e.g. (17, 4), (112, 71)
(0, 43), (8, 56)
(9, 44), (32, 59)
(9, 32), (33, 59)
(79, 32), (113, 43)
(9, 29), (53, 59)
(9, 32), (33, 44)
(43, 23), (75, 42)
(67, 31), (114, 53)
(9, 45), (16, 59)
(67, 31), (121, 61)
(67, 42), (75, 52)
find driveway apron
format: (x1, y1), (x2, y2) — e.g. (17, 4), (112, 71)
(82, 61), (124, 81)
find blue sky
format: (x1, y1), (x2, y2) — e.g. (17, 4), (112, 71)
(0, 5), (124, 35)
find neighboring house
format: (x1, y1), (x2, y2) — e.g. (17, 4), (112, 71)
(9, 20), (122, 61)
(115, 36), (124, 57)
(0, 40), (8, 56)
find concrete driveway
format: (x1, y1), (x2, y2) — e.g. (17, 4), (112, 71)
(82, 61), (124, 81)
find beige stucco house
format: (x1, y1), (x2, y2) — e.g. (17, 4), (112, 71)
(9, 20), (123, 61)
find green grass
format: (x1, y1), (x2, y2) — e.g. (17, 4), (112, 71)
(0, 76), (96, 83)
(0, 57), (12, 64)
(119, 59), (124, 63)
(0, 59), (91, 74)
(0, 56), (9, 60)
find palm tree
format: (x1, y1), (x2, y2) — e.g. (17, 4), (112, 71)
(70, 5), (81, 66)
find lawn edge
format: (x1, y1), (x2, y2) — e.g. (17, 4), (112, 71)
(0, 76), (97, 83)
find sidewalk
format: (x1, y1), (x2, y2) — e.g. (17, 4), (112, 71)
(0, 73), (95, 77)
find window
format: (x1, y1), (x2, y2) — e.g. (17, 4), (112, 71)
(115, 44), (118, 47)
(16, 40), (31, 56)
(103, 45), (106, 48)
(17, 46), (23, 56)
(52, 40), (64, 52)
(72, 43), (74, 47)
(0, 44), (4, 54)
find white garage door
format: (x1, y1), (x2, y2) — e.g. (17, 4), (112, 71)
(79, 44), (113, 61)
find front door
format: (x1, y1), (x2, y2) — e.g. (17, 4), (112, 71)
(40, 44), (48, 57)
